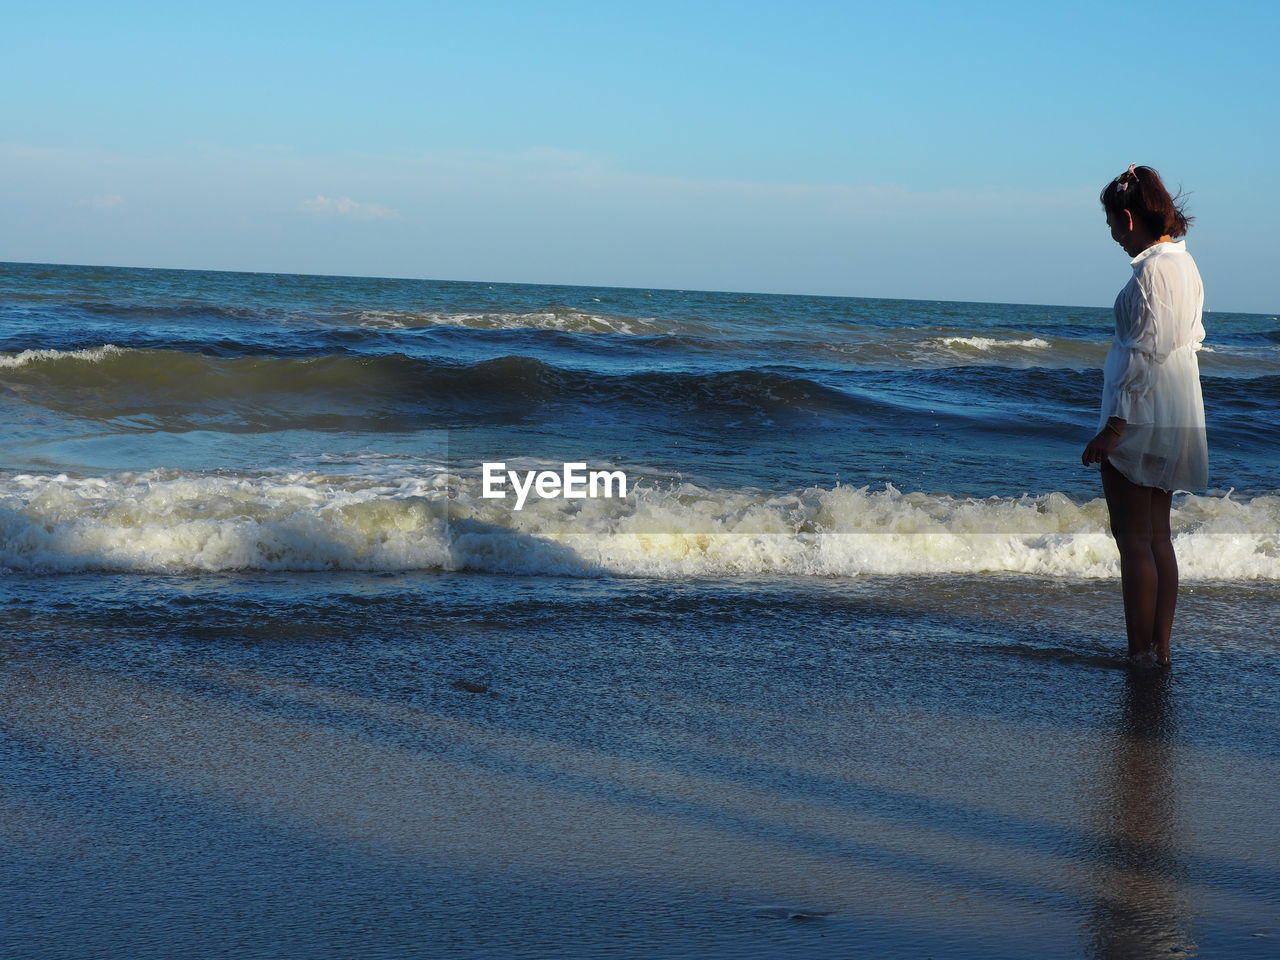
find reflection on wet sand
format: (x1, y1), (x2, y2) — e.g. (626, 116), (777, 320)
(1087, 670), (1195, 959)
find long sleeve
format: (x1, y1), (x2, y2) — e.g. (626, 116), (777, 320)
(1102, 264), (1176, 424)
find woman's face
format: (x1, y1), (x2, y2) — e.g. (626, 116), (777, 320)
(1105, 208), (1128, 247)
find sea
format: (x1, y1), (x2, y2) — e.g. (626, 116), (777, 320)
(2, 261), (1278, 959)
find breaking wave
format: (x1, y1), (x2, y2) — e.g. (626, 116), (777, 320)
(2, 470), (1276, 579)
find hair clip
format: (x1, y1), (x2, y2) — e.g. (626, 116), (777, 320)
(1115, 162), (1138, 192)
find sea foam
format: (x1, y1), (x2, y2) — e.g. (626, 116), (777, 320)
(0, 344), (126, 368)
(349, 308), (671, 336)
(932, 336), (1051, 351)
(2, 470), (1277, 580)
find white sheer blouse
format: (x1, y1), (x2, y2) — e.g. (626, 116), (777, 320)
(1097, 239), (1209, 491)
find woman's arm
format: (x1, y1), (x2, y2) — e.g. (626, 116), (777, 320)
(1103, 264), (1176, 424)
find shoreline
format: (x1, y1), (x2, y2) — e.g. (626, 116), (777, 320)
(3, 572), (1276, 958)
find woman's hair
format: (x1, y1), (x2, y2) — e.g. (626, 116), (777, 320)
(1100, 164), (1193, 238)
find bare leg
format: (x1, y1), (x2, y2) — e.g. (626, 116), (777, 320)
(1148, 486), (1177, 666)
(1101, 461), (1157, 662)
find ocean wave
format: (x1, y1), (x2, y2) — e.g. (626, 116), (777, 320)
(899, 333), (1265, 375)
(64, 301), (268, 323)
(0, 344), (127, 368)
(2, 471), (1277, 579)
(6, 344), (1276, 436)
(895, 364), (1280, 410)
(0, 346), (885, 428)
(344, 307), (678, 336)
(16, 298), (685, 337)
(930, 336), (1052, 351)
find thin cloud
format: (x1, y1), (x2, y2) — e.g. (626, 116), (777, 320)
(302, 195), (401, 221)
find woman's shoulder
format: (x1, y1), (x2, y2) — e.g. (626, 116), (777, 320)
(1133, 240), (1185, 266)
(1134, 241), (1199, 284)
(1131, 243), (1204, 324)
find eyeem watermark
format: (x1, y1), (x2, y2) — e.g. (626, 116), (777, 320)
(481, 462), (629, 510)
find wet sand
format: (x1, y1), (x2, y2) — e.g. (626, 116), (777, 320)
(2, 573), (1278, 958)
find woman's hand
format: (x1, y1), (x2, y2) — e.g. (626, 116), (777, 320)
(1082, 420), (1124, 466)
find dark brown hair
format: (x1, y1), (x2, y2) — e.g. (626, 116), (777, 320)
(1099, 165), (1193, 238)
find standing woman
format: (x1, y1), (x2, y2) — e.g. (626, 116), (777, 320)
(1082, 164), (1208, 668)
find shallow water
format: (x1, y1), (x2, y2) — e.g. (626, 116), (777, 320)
(2, 573), (1277, 958)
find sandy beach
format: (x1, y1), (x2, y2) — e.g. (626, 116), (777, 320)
(3, 572), (1277, 959)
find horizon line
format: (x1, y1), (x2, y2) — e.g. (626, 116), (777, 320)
(2, 257), (1267, 317)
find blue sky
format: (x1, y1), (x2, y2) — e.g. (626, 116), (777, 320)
(2, 0), (1276, 311)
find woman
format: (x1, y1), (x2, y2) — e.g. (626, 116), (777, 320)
(1081, 164), (1208, 668)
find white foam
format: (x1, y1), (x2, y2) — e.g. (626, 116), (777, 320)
(0, 344), (127, 368)
(3, 471), (1278, 580)
(351, 310), (665, 335)
(932, 336), (1051, 351)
